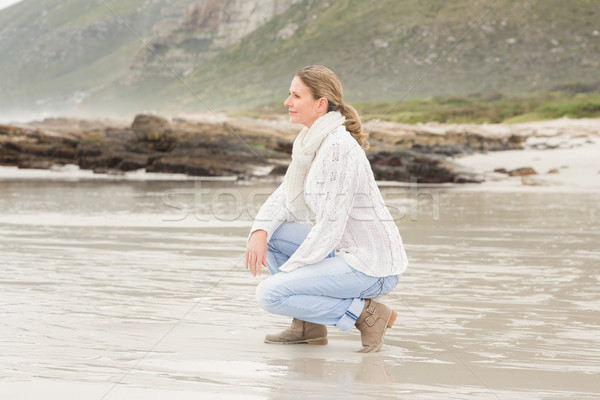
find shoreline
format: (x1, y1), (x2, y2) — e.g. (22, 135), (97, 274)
(0, 164), (240, 182)
(452, 121), (600, 191)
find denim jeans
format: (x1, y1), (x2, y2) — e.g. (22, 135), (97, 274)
(256, 222), (400, 332)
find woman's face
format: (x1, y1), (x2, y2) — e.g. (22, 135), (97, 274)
(284, 76), (326, 128)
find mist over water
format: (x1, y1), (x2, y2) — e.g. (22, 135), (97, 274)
(1, 173), (599, 399)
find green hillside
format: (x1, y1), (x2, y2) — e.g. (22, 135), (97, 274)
(1, 0), (599, 119)
(158, 0), (600, 112)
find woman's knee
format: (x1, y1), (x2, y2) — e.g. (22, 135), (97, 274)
(255, 278), (281, 312)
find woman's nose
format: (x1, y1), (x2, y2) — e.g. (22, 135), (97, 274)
(284, 95), (292, 107)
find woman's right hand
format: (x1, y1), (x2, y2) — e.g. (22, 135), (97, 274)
(245, 230), (268, 277)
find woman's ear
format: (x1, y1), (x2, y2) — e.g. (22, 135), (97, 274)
(317, 97), (328, 113)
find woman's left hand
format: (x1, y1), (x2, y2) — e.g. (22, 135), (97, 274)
(245, 230), (268, 277)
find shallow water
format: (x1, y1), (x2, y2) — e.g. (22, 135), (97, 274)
(1, 172), (599, 399)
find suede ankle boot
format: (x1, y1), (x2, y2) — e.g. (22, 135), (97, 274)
(264, 319), (328, 345)
(354, 299), (397, 353)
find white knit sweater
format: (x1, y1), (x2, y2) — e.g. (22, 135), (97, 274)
(250, 125), (408, 277)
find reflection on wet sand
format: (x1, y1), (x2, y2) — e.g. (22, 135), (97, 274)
(0, 178), (598, 399)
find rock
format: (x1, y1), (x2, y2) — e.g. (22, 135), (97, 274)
(547, 168), (559, 174)
(47, 145), (77, 159)
(118, 156), (148, 171)
(4, 141), (47, 156)
(76, 146), (103, 157)
(454, 174), (485, 184)
(17, 159), (55, 169)
(364, 120), (527, 155)
(521, 175), (559, 186)
(131, 114), (169, 133)
(508, 167), (537, 176)
(75, 152), (148, 173)
(494, 167), (508, 174)
(131, 114), (173, 151)
(269, 165), (289, 175)
(148, 156), (217, 176)
(0, 148), (20, 165)
(77, 154), (123, 170)
(367, 150), (480, 183)
(275, 140), (293, 154)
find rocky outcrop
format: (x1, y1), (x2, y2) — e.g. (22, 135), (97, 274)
(7, 114), (598, 183)
(368, 151), (482, 183)
(508, 167), (537, 176)
(131, 114), (174, 151)
(0, 114), (485, 183)
(365, 120), (526, 155)
(0, 114), (295, 178)
(10, 114), (594, 183)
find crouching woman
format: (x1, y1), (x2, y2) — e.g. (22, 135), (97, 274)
(245, 65), (408, 353)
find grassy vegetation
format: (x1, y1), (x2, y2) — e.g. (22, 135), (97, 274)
(231, 85), (600, 124)
(355, 90), (600, 124)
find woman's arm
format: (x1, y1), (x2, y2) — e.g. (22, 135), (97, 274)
(248, 182), (291, 243)
(246, 182), (291, 276)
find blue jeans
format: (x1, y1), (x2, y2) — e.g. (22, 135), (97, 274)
(256, 222), (400, 332)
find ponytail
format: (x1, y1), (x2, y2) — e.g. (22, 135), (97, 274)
(339, 103), (369, 150)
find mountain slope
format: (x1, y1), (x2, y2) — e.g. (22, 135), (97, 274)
(1, 0), (599, 118)
(156, 0), (600, 112)
(0, 0), (199, 118)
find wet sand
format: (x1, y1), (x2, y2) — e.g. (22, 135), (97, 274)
(1, 171), (599, 399)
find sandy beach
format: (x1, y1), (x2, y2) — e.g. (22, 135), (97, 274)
(443, 118), (598, 191)
(1, 145), (599, 399)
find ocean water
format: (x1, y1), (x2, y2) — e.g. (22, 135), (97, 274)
(1, 169), (599, 399)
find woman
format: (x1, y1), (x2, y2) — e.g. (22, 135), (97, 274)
(245, 65), (408, 353)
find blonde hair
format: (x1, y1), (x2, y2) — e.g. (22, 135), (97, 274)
(295, 65), (369, 150)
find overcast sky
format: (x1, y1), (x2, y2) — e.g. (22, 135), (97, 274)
(0, 0), (23, 11)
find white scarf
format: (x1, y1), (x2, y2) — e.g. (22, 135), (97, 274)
(284, 111), (346, 222)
